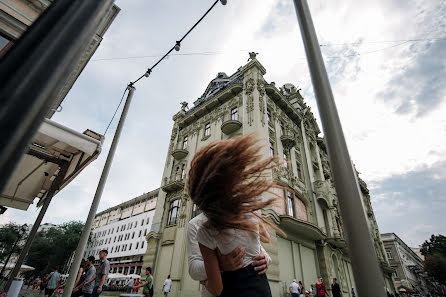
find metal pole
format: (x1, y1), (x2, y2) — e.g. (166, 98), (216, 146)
(0, 0), (114, 195)
(0, 231), (22, 278)
(5, 161), (70, 292)
(62, 85), (136, 297)
(292, 1), (386, 296)
(4, 193), (54, 291)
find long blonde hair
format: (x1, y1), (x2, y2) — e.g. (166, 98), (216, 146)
(187, 133), (285, 238)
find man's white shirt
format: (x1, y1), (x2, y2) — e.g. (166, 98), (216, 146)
(289, 281), (300, 293)
(186, 213), (272, 297)
(163, 279), (172, 292)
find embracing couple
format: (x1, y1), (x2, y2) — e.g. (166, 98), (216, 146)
(186, 134), (286, 297)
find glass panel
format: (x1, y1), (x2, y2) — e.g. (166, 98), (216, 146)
(231, 107), (238, 120)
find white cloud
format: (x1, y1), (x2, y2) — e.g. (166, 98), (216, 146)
(4, 0), (445, 247)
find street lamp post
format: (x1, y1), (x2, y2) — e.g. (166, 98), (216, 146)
(0, 225), (27, 279)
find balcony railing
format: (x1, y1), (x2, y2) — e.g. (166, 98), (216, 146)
(161, 174), (186, 193)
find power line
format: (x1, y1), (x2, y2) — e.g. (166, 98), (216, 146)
(103, 0), (226, 134)
(104, 87), (127, 136)
(131, 0), (223, 85)
(91, 37), (446, 62)
(320, 37), (446, 47)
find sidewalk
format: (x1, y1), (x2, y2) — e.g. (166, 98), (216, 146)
(18, 286), (117, 297)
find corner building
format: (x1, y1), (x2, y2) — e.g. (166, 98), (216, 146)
(143, 56), (395, 297)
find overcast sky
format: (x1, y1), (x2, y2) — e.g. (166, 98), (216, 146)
(2, 0), (445, 247)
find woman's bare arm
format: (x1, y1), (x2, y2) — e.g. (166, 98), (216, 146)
(199, 243), (223, 296)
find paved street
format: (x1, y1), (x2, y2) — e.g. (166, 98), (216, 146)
(18, 286), (117, 297)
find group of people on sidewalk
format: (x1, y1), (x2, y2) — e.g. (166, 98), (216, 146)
(289, 277), (356, 297)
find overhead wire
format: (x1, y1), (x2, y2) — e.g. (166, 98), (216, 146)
(103, 0), (224, 135)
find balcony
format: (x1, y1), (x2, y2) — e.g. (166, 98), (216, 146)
(326, 234), (347, 250)
(280, 133), (296, 150)
(221, 119), (242, 135)
(171, 148), (188, 160)
(161, 175), (185, 193)
(280, 215), (325, 241)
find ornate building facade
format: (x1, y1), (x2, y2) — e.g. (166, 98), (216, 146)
(143, 55), (395, 297)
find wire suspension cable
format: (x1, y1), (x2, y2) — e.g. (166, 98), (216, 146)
(104, 87), (128, 136)
(131, 0), (220, 84)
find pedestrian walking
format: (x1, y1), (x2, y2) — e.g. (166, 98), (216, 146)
(81, 256), (97, 297)
(187, 134), (285, 297)
(126, 278), (134, 293)
(331, 278), (341, 297)
(91, 250), (110, 297)
(135, 267), (153, 297)
(45, 267), (61, 297)
(72, 259), (87, 296)
(133, 279), (140, 293)
(315, 277), (329, 297)
(289, 280), (300, 297)
(299, 281), (305, 297)
(162, 275), (172, 297)
(351, 288), (356, 297)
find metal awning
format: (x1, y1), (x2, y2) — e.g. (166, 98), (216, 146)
(0, 118), (103, 210)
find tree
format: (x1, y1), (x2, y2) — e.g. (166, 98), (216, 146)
(421, 234), (446, 285)
(25, 221), (85, 276)
(0, 223), (22, 263)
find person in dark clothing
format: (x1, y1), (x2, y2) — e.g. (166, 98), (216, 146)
(331, 278), (341, 297)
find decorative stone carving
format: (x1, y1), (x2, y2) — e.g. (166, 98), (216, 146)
(258, 78), (266, 126)
(180, 101), (188, 111)
(245, 78), (255, 126)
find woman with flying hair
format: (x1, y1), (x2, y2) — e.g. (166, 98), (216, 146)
(187, 133), (286, 297)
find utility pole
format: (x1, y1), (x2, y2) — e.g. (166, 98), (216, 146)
(62, 84), (136, 297)
(292, 1), (386, 296)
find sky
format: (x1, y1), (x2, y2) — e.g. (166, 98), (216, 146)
(2, 0), (445, 247)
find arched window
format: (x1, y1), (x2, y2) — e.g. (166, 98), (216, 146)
(167, 199), (181, 226)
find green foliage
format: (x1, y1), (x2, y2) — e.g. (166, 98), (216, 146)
(25, 221), (85, 276)
(421, 234), (446, 285)
(0, 223), (22, 261)
(421, 234), (446, 256)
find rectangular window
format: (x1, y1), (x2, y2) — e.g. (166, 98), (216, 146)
(139, 230), (142, 238)
(141, 219), (144, 226)
(286, 191), (294, 217)
(129, 243), (132, 250)
(192, 204), (202, 218)
(146, 217), (150, 225)
(280, 121), (285, 136)
(296, 162), (302, 180)
(181, 164), (186, 180)
(267, 108), (271, 123)
(231, 107), (238, 120)
(136, 242), (139, 249)
(141, 241), (144, 248)
(182, 136), (188, 149)
(269, 142), (275, 157)
(204, 123), (211, 137)
(132, 232), (135, 239)
(283, 152), (288, 168)
(167, 199), (181, 226)
(144, 229), (147, 236)
(386, 250), (393, 259)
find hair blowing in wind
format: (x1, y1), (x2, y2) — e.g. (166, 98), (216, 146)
(187, 133), (285, 237)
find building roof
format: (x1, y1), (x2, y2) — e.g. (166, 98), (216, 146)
(381, 233), (424, 263)
(95, 188), (159, 217)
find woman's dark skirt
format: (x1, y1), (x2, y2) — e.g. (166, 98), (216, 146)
(220, 264), (272, 297)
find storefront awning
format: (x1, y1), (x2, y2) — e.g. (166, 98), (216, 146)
(0, 119), (103, 210)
